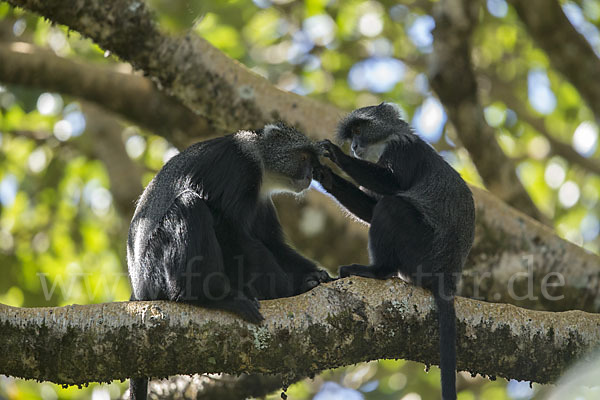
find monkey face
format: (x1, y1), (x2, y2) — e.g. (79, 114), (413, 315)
(256, 122), (320, 195)
(337, 102), (414, 162)
(261, 155), (312, 195)
(286, 149), (315, 192)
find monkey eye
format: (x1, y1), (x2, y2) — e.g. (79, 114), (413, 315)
(351, 126), (360, 136)
(300, 152), (309, 162)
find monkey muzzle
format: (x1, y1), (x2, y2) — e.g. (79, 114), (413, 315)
(352, 146), (366, 159)
(292, 176), (312, 192)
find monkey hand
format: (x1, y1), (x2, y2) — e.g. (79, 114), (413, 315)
(312, 164), (334, 191)
(300, 269), (333, 292)
(317, 139), (341, 164)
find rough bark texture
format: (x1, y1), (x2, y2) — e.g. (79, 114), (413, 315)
(1, 278), (599, 386)
(510, 0), (600, 123)
(3, 0), (342, 141)
(466, 187), (600, 312)
(0, 42), (209, 147)
(427, 0), (548, 224)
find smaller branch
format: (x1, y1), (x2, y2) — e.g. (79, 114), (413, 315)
(427, 0), (548, 224)
(141, 373), (291, 400)
(6, 129), (52, 142)
(509, 0), (600, 123)
(487, 79), (600, 175)
(0, 42), (215, 148)
(1, 278), (599, 386)
(3, 0), (343, 141)
(78, 102), (143, 219)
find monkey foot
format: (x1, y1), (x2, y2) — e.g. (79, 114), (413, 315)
(339, 264), (381, 279)
(200, 296), (264, 324)
(235, 297), (264, 324)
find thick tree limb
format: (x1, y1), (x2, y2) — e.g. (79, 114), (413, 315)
(510, 0), (600, 123)
(466, 187), (600, 312)
(0, 42), (210, 147)
(2, 0), (343, 140)
(427, 0), (547, 224)
(1, 278), (599, 386)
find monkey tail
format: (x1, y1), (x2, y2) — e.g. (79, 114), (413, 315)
(434, 293), (457, 400)
(130, 377), (148, 400)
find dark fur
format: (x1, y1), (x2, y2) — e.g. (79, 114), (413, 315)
(127, 124), (330, 400)
(314, 103), (475, 400)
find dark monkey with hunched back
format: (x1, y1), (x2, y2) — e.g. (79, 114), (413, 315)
(127, 122), (331, 400)
(313, 103), (475, 400)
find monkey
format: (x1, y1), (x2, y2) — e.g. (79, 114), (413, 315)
(127, 122), (332, 400)
(312, 102), (475, 400)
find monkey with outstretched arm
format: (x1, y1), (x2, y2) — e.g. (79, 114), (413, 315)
(313, 103), (475, 400)
(127, 122), (331, 400)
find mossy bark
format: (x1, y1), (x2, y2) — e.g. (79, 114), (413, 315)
(1, 278), (599, 385)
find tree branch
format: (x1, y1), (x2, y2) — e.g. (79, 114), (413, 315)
(427, 0), (548, 224)
(138, 373), (291, 400)
(1, 278), (599, 386)
(509, 0), (600, 123)
(0, 42), (211, 147)
(465, 187), (600, 312)
(78, 102), (144, 220)
(2, 0), (344, 139)
(485, 76), (600, 175)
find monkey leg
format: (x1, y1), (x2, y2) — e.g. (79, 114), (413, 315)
(153, 191), (263, 323)
(341, 196), (434, 282)
(373, 196), (434, 280)
(339, 264), (390, 279)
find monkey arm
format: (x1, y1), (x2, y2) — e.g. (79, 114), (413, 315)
(320, 140), (400, 195)
(254, 202), (332, 291)
(267, 240), (332, 294)
(314, 165), (376, 223)
(256, 204), (319, 272)
(332, 151), (399, 195)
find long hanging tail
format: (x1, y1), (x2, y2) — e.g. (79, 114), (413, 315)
(130, 378), (148, 400)
(434, 293), (457, 400)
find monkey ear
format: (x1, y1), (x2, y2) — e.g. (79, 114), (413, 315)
(262, 123), (282, 138)
(383, 102), (403, 119)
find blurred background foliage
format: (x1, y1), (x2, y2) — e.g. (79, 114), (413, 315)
(0, 0), (599, 398)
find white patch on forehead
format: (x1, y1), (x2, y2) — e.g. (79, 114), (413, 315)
(384, 102), (403, 119)
(233, 130), (262, 164)
(234, 129), (257, 143)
